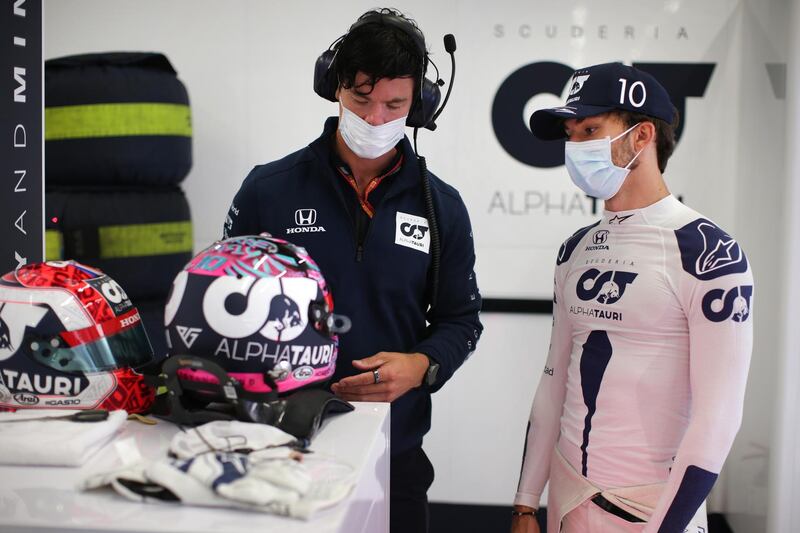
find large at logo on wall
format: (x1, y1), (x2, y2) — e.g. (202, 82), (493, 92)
(449, 1), (743, 300)
(0, 0), (43, 273)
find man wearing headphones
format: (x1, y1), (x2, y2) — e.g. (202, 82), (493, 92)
(511, 63), (753, 532)
(224, 9), (482, 532)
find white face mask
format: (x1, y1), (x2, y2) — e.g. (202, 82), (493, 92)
(563, 123), (644, 200)
(338, 103), (407, 160)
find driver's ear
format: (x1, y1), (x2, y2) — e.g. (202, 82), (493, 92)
(636, 121), (656, 149)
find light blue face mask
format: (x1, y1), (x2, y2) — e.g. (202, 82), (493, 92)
(563, 123), (643, 200)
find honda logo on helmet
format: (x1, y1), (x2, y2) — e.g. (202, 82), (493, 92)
(295, 209), (317, 226)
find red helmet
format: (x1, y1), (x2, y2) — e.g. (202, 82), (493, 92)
(0, 261), (155, 412)
(163, 235), (350, 397)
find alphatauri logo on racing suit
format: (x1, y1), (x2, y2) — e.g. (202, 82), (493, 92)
(577, 269), (638, 305)
(702, 285), (753, 322)
(569, 269), (638, 322)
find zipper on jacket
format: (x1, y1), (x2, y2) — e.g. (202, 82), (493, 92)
(328, 169), (367, 263)
(355, 179), (401, 263)
(333, 160), (401, 264)
(354, 206), (368, 262)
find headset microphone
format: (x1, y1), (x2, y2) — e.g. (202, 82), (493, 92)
(429, 34), (457, 128)
(443, 34), (456, 53)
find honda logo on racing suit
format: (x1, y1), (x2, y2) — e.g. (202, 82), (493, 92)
(593, 230), (609, 245)
(585, 230), (611, 252)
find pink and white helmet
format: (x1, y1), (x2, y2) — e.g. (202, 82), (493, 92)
(163, 235), (350, 396)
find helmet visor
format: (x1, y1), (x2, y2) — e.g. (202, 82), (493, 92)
(25, 309), (155, 373)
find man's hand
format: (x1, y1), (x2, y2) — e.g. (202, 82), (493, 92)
(331, 352), (429, 402)
(510, 505), (540, 533)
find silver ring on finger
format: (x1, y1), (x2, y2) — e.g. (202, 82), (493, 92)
(373, 369), (381, 384)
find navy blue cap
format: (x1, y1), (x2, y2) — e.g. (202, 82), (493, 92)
(529, 62), (676, 140)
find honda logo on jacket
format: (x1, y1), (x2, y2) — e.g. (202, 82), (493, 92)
(295, 209), (317, 226)
(287, 209), (326, 234)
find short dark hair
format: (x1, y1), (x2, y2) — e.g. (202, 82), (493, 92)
(333, 8), (426, 97)
(611, 108), (680, 173)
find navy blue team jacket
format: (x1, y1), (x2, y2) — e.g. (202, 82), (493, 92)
(224, 117), (483, 455)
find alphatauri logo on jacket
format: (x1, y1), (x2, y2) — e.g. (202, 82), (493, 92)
(395, 212), (430, 254)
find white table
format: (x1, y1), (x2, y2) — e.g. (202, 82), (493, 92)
(0, 402), (390, 533)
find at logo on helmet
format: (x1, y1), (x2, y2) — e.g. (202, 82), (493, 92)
(201, 276), (318, 342)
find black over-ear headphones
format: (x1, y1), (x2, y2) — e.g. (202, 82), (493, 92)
(313, 12), (442, 130)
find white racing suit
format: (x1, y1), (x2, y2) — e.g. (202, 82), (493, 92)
(515, 195), (753, 533)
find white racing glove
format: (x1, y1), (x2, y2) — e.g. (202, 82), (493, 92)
(174, 452), (308, 509)
(84, 450), (354, 519)
(169, 420), (298, 459)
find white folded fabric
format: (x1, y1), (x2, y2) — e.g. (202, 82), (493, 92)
(169, 420), (298, 459)
(0, 410), (127, 466)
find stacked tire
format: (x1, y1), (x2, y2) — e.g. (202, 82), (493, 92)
(44, 52), (194, 359)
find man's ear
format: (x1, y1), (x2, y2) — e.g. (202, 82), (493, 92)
(636, 121), (656, 149)
(335, 86), (341, 102)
